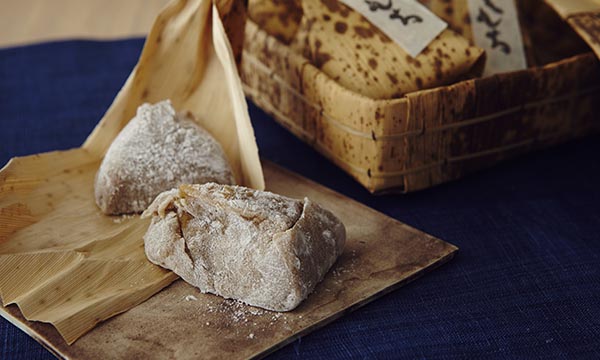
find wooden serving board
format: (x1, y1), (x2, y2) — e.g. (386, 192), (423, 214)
(0, 157), (457, 359)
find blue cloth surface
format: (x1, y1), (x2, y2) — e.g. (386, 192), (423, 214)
(1, 38), (599, 360)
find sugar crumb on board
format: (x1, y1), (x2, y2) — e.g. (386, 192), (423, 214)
(328, 248), (359, 287)
(195, 298), (291, 335)
(112, 214), (137, 223)
(171, 249), (360, 336)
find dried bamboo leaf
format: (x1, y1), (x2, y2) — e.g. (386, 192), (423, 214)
(248, 0), (303, 43)
(422, 0), (590, 67)
(292, 0), (485, 99)
(0, 0), (264, 344)
(544, 0), (600, 61)
(85, 0), (264, 189)
(419, 0), (472, 38)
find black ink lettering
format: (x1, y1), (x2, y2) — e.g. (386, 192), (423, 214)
(476, 8), (501, 28)
(363, 1), (423, 26)
(476, 7), (511, 54)
(483, 0), (504, 14)
(389, 8), (423, 25)
(485, 29), (511, 54)
(364, 0), (392, 11)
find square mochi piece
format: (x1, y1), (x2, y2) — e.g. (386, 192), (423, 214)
(142, 183), (346, 311)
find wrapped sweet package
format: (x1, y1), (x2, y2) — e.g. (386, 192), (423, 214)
(0, 0), (263, 344)
(421, 0), (589, 67)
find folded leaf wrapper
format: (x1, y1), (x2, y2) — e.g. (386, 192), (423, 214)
(248, 0), (303, 44)
(421, 0), (592, 68)
(544, 0), (600, 60)
(0, 0), (264, 345)
(291, 0), (485, 99)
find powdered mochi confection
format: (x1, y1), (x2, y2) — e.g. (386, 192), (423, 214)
(95, 100), (235, 215)
(142, 183), (346, 311)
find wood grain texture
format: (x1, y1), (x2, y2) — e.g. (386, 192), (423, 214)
(0, 150), (457, 359)
(0, 0), (170, 47)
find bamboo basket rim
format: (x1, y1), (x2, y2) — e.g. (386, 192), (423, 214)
(244, 81), (583, 180)
(244, 20), (600, 141)
(243, 19), (600, 183)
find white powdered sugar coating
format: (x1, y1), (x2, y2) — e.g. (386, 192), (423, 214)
(95, 100), (235, 214)
(142, 183), (346, 312)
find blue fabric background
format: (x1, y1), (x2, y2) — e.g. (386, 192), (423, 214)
(1, 39), (599, 359)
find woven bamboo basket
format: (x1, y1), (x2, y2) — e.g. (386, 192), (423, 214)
(241, 19), (600, 193)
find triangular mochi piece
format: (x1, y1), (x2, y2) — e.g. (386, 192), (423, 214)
(95, 100), (234, 215)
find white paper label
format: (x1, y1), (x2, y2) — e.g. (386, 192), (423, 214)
(467, 0), (527, 76)
(338, 0), (448, 57)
